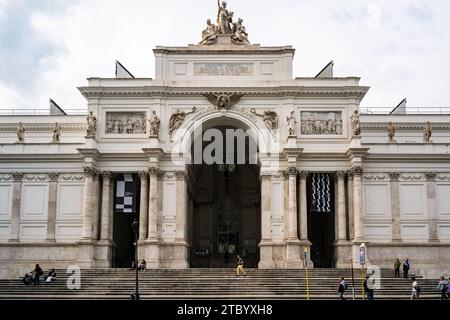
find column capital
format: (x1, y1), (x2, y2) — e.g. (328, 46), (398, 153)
(425, 172), (436, 181)
(284, 166), (299, 178)
(83, 166), (98, 177)
(12, 173), (23, 182)
(138, 171), (148, 180)
(299, 171), (309, 179)
(350, 166), (363, 176)
(389, 172), (400, 181)
(101, 171), (113, 179)
(48, 173), (59, 182)
(336, 171), (346, 180)
(175, 170), (186, 180)
(149, 167), (164, 178)
(261, 174), (271, 181)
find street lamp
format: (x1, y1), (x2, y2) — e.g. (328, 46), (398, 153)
(131, 218), (140, 300)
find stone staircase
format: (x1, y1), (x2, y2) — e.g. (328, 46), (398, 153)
(0, 268), (441, 300)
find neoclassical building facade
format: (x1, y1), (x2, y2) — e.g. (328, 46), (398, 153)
(0, 4), (449, 278)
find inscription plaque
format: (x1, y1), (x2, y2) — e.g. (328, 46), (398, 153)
(194, 63), (254, 76)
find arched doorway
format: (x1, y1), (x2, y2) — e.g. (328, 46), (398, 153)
(186, 124), (261, 268)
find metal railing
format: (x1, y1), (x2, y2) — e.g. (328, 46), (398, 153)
(360, 107), (450, 115)
(0, 108), (87, 115)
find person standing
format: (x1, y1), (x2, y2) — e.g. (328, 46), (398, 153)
(403, 259), (410, 278)
(338, 277), (348, 300)
(236, 255), (246, 276)
(437, 276), (448, 301)
(364, 276), (374, 300)
(411, 277), (420, 300)
(32, 264), (43, 286)
(394, 258), (401, 278)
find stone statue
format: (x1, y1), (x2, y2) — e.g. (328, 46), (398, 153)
(52, 122), (61, 143)
(351, 110), (361, 136)
(424, 121), (432, 143)
(217, 1), (233, 34)
(200, 19), (218, 45)
(231, 18), (249, 45)
(16, 122), (25, 143)
(86, 111), (97, 138)
(251, 108), (279, 135)
(169, 106), (197, 141)
(387, 121), (396, 141)
(203, 93), (243, 109)
(287, 111), (297, 136)
(148, 110), (161, 137)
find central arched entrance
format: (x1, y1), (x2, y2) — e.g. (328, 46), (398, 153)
(186, 124), (261, 268)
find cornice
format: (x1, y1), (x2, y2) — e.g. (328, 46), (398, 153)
(0, 124), (86, 132)
(78, 86), (369, 100)
(361, 123), (450, 130)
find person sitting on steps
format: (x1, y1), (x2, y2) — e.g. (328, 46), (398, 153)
(236, 255), (247, 276)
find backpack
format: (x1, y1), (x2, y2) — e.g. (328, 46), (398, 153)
(416, 286), (421, 294)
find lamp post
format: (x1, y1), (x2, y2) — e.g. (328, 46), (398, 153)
(304, 247), (310, 300)
(131, 218), (140, 300)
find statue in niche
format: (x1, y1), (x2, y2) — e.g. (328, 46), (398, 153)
(387, 121), (396, 142)
(200, 19), (218, 45)
(423, 121), (432, 143)
(169, 106), (197, 141)
(251, 108), (279, 135)
(286, 111), (297, 136)
(231, 18), (249, 45)
(217, 1), (233, 34)
(148, 110), (161, 137)
(86, 111), (97, 138)
(52, 122), (61, 143)
(16, 122), (25, 143)
(351, 110), (361, 136)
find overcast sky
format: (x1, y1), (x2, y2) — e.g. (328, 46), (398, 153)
(0, 0), (449, 111)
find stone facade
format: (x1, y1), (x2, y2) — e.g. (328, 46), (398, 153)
(0, 10), (450, 280)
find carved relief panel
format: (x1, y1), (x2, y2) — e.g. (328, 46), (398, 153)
(300, 111), (343, 135)
(105, 112), (147, 134)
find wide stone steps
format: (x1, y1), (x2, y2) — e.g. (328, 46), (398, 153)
(0, 268), (440, 300)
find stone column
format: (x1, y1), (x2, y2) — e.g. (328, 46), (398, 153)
(148, 168), (161, 241)
(99, 171), (112, 241)
(137, 171), (148, 241)
(286, 167), (299, 240)
(352, 166), (363, 241)
(336, 171), (347, 241)
(258, 174), (274, 268)
(172, 170), (188, 268)
(285, 167), (302, 268)
(426, 172), (438, 241)
(389, 172), (401, 241)
(46, 173), (59, 241)
(9, 173), (23, 241)
(347, 171), (354, 240)
(299, 171), (309, 241)
(82, 166), (97, 240)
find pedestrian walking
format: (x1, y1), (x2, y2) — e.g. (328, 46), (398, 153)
(338, 277), (348, 300)
(436, 276), (448, 301)
(403, 259), (410, 278)
(364, 275), (374, 300)
(411, 277), (420, 300)
(394, 258), (401, 278)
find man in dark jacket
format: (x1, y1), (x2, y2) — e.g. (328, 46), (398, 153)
(32, 264), (43, 285)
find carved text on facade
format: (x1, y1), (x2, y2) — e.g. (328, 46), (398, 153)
(194, 63), (253, 76)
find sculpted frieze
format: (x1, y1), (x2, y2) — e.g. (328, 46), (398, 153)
(105, 112), (146, 134)
(301, 111), (343, 135)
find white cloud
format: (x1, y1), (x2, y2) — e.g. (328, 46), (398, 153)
(0, 0), (450, 111)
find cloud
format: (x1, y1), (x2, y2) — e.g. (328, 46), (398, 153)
(0, 0), (449, 111)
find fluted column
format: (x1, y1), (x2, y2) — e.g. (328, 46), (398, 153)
(258, 174), (273, 269)
(46, 173), (59, 241)
(336, 171), (347, 241)
(347, 171), (354, 239)
(352, 166), (363, 241)
(426, 172), (438, 241)
(100, 171), (112, 241)
(135, 171), (148, 241)
(286, 167), (299, 240)
(148, 168), (161, 240)
(389, 172), (401, 241)
(9, 173), (23, 241)
(82, 166), (97, 240)
(175, 171), (187, 243)
(299, 171), (309, 241)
